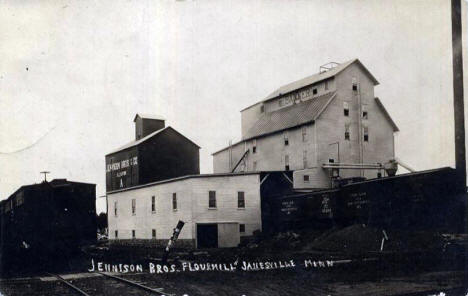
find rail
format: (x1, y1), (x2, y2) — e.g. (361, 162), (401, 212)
(47, 271), (173, 296)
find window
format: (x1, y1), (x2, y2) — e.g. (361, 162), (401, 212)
(15, 192), (24, 207)
(362, 106), (368, 119)
(285, 155), (290, 171)
(209, 191), (217, 208)
(114, 201), (118, 217)
(239, 224), (246, 233)
(303, 150), (308, 169)
(303, 175), (310, 183)
(343, 102), (349, 116)
(151, 195), (156, 213)
(253, 161), (257, 171)
(352, 77), (358, 91)
(238, 192), (245, 208)
(325, 80), (329, 90)
(302, 126), (307, 142)
(252, 139), (256, 153)
(313, 88), (318, 95)
(345, 124), (350, 140)
(115, 230), (118, 239)
(132, 199), (136, 215)
(260, 105), (265, 113)
(284, 131), (289, 146)
(132, 230), (135, 239)
(172, 193), (177, 210)
(364, 126), (369, 142)
(152, 229), (156, 239)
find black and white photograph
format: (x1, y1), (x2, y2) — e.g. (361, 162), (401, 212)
(0, 0), (467, 295)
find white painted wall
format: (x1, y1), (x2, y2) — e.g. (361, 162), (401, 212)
(107, 174), (262, 246)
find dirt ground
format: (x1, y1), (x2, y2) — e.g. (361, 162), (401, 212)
(1, 226), (467, 295)
(0, 266), (465, 296)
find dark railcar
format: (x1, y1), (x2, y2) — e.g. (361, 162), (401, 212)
(267, 167), (465, 233)
(0, 179), (96, 274)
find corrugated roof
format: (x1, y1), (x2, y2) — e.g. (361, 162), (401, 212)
(241, 58), (379, 111)
(107, 171), (262, 194)
(243, 91), (337, 140)
(106, 126), (200, 156)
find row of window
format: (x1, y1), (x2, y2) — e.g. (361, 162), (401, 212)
(344, 125), (369, 142)
(114, 224), (246, 239)
(114, 191), (246, 216)
(251, 127), (308, 156)
(343, 102), (368, 119)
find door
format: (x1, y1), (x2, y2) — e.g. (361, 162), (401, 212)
(196, 224), (218, 248)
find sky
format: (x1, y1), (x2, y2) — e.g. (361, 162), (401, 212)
(0, 0), (467, 214)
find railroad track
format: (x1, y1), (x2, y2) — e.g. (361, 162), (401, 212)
(46, 272), (174, 296)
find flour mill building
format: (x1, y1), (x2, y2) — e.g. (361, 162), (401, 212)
(106, 59), (399, 249)
(213, 59), (398, 189)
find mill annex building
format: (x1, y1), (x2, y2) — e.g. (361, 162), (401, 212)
(106, 59), (398, 248)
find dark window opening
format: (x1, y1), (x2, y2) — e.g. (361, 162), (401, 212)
(115, 230), (118, 239)
(284, 139), (289, 146)
(329, 158), (335, 163)
(364, 134), (369, 142)
(172, 193), (177, 210)
(303, 175), (310, 182)
(313, 88), (318, 95)
(363, 111), (368, 119)
(152, 229), (156, 239)
(285, 165), (290, 171)
(131, 199), (136, 215)
(238, 192), (245, 208)
(132, 230), (135, 239)
(209, 191), (217, 208)
(345, 132), (350, 140)
(344, 109), (349, 116)
(239, 224), (246, 233)
(151, 196), (156, 212)
(252, 146), (256, 153)
(352, 84), (358, 91)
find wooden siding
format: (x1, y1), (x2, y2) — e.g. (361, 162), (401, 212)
(107, 174), (261, 245)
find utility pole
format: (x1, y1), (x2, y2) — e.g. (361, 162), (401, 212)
(451, 0), (466, 191)
(40, 171), (50, 182)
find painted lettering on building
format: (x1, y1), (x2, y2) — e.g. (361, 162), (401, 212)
(106, 156), (138, 173)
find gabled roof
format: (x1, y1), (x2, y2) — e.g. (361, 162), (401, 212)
(106, 126), (200, 156)
(243, 92), (337, 141)
(241, 58), (379, 111)
(212, 92), (337, 155)
(375, 97), (399, 132)
(133, 113), (165, 122)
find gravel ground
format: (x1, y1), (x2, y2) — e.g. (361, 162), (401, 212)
(0, 261), (465, 296)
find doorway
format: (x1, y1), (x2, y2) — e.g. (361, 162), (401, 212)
(196, 224), (218, 248)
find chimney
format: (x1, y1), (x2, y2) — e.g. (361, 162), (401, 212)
(134, 114), (166, 140)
